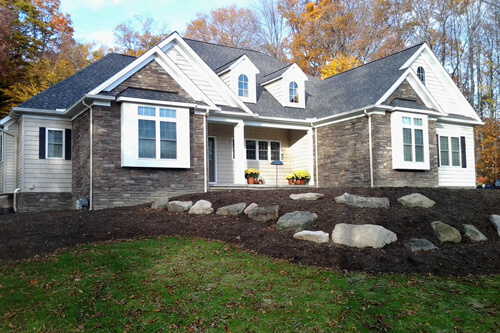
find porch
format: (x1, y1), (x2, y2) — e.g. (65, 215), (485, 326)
(207, 121), (315, 187)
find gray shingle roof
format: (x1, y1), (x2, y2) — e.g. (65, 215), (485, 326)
(18, 53), (136, 111)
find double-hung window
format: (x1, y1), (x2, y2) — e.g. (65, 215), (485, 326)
(47, 129), (64, 159)
(245, 140), (281, 161)
(439, 136), (466, 167)
(391, 112), (430, 170)
(121, 103), (190, 168)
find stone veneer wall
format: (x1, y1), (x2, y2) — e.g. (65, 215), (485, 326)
(371, 113), (438, 187)
(89, 102), (205, 209)
(17, 192), (73, 213)
(316, 113), (438, 187)
(316, 117), (371, 187)
(384, 81), (425, 105)
(72, 110), (90, 203)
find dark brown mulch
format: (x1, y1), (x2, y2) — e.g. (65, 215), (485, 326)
(0, 187), (499, 276)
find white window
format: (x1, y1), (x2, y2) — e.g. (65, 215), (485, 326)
(238, 74), (249, 97)
(0, 132), (3, 163)
(121, 103), (190, 168)
(391, 112), (430, 170)
(46, 129), (64, 159)
(245, 139), (281, 161)
(289, 81), (299, 103)
(439, 136), (461, 167)
(417, 66), (425, 85)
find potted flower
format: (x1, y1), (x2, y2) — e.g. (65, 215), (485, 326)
(286, 173), (296, 185)
(293, 170), (311, 185)
(245, 168), (260, 184)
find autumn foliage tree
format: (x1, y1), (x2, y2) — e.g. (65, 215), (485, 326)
(476, 118), (500, 183)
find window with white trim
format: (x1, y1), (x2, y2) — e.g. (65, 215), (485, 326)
(439, 136), (464, 167)
(417, 66), (425, 85)
(245, 140), (281, 161)
(47, 129), (64, 159)
(121, 103), (190, 168)
(391, 112), (430, 170)
(238, 74), (249, 97)
(0, 132), (3, 163)
(289, 81), (299, 103)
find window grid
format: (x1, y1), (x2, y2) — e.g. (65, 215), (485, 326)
(289, 81), (298, 103)
(451, 137), (460, 166)
(245, 140), (281, 161)
(47, 129), (64, 158)
(271, 142), (280, 160)
(0, 133), (3, 163)
(246, 140), (256, 160)
(402, 116), (424, 163)
(258, 141), (268, 160)
(137, 106), (178, 160)
(238, 74), (249, 97)
(417, 66), (425, 85)
(440, 136), (449, 166)
(440, 136), (462, 167)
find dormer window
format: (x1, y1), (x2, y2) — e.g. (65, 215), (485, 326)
(289, 81), (298, 103)
(417, 66), (425, 85)
(238, 74), (249, 97)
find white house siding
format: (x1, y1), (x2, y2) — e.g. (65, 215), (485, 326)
(411, 56), (462, 116)
(264, 80), (283, 104)
(17, 118), (23, 189)
(1, 122), (19, 192)
(167, 48), (229, 106)
(22, 117), (72, 192)
(208, 124), (312, 186)
(436, 122), (476, 187)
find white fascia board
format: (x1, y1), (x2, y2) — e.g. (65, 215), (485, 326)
(115, 96), (198, 108)
(282, 64), (309, 82)
(207, 114), (311, 130)
(375, 68), (412, 105)
(399, 44), (427, 70)
(154, 51), (216, 107)
(436, 117), (483, 126)
(0, 116), (12, 126)
(89, 51), (158, 95)
(170, 35), (254, 114)
(405, 71), (445, 113)
(217, 55), (260, 75)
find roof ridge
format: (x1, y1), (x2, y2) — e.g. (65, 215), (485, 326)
(324, 43), (425, 80)
(263, 63), (293, 78)
(214, 55), (245, 72)
(183, 37), (269, 56)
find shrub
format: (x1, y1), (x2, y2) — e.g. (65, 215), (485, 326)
(245, 168), (260, 179)
(293, 170), (311, 180)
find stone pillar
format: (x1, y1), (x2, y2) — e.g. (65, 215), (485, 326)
(233, 121), (246, 184)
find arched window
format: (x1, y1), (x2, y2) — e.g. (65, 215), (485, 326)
(417, 66), (425, 85)
(238, 74), (249, 97)
(289, 81), (298, 103)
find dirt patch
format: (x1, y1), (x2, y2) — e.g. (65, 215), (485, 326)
(0, 187), (499, 276)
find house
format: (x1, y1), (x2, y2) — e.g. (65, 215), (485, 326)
(0, 32), (482, 212)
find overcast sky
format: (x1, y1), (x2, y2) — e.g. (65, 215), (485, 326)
(60, 0), (253, 47)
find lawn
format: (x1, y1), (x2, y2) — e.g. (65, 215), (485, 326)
(1, 237), (498, 332)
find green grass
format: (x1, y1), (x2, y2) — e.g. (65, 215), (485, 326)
(0, 238), (498, 332)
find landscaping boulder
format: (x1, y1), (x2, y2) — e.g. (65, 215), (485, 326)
(334, 193), (389, 208)
(216, 203), (246, 216)
(167, 201), (192, 213)
(397, 193), (435, 208)
(151, 197), (169, 210)
(463, 224), (487, 242)
(244, 203), (258, 215)
(431, 221), (461, 243)
(490, 215), (500, 237)
(404, 238), (438, 252)
(331, 224), (397, 248)
(248, 206), (279, 222)
(276, 211), (318, 232)
(289, 193), (324, 201)
(188, 200), (214, 215)
(293, 230), (329, 244)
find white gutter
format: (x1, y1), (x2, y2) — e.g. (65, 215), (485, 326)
(82, 100), (93, 210)
(364, 110), (374, 188)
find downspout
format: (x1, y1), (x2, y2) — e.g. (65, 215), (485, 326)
(0, 129), (17, 195)
(312, 123), (319, 188)
(364, 110), (374, 188)
(82, 100), (93, 210)
(13, 188), (21, 213)
(202, 108), (209, 193)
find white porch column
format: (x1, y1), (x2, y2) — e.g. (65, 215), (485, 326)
(307, 128), (315, 186)
(233, 121), (246, 184)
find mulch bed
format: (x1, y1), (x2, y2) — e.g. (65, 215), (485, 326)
(0, 187), (499, 276)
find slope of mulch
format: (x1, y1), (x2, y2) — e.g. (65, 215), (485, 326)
(0, 187), (499, 276)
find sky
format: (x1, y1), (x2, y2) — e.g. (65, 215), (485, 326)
(60, 0), (254, 47)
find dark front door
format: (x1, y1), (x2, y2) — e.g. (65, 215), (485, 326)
(208, 137), (216, 183)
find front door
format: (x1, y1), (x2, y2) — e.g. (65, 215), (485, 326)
(208, 137), (216, 183)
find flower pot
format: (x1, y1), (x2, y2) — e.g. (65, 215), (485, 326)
(288, 179), (294, 185)
(247, 177), (255, 184)
(296, 179), (305, 185)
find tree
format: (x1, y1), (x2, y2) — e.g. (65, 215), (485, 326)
(113, 15), (169, 57)
(254, 0), (289, 61)
(476, 118), (500, 183)
(184, 5), (263, 50)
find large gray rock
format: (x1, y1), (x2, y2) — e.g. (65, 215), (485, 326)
(334, 193), (389, 208)
(398, 193), (435, 208)
(244, 203), (258, 215)
(463, 224), (487, 242)
(151, 197), (169, 210)
(490, 215), (500, 237)
(189, 200), (214, 215)
(404, 238), (438, 252)
(167, 201), (192, 213)
(293, 230), (329, 244)
(276, 211), (318, 232)
(248, 206), (279, 222)
(216, 203), (246, 216)
(331, 224), (397, 248)
(290, 193), (324, 201)
(431, 221), (461, 243)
